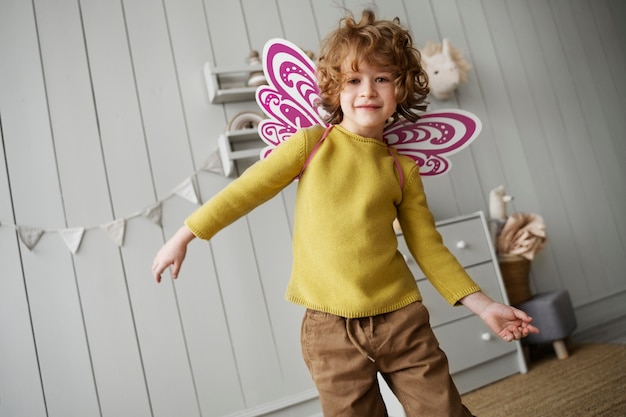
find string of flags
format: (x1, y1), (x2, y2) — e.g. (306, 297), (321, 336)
(0, 149), (224, 254)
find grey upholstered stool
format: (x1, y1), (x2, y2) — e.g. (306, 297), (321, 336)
(516, 290), (577, 359)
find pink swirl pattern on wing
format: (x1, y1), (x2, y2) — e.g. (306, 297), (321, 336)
(383, 110), (481, 175)
(256, 39), (326, 154)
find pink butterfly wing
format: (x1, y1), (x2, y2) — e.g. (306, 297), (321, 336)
(256, 39), (327, 158)
(383, 109), (482, 176)
(255, 39), (482, 175)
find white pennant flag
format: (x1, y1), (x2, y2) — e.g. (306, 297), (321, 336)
(174, 178), (199, 205)
(202, 148), (224, 175)
(143, 202), (163, 227)
(59, 227), (85, 254)
(101, 219), (126, 246)
(17, 226), (45, 250)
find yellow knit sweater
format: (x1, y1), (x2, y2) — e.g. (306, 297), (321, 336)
(185, 125), (481, 318)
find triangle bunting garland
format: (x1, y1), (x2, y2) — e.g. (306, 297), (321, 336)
(59, 227), (85, 254)
(143, 202), (163, 227)
(173, 178), (199, 205)
(101, 219), (126, 247)
(17, 226), (45, 250)
(1, 158), (225, 254)
(202, 148), (224, 175)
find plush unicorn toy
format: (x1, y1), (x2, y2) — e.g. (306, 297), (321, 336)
(420, 38), (471, 101)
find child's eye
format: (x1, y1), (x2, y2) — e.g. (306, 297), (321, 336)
(376, 76), (391, 83)
(347, 78), (360, 85)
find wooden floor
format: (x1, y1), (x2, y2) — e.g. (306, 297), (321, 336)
(572, 314), (626, 345)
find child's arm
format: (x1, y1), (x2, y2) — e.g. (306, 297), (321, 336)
(152, 225), (196, 283)
(460, 292), (540, 342)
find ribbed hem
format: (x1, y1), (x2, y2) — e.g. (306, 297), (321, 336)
(450, 286), (482, 306)
(184, 218), (214, 241)
(285, 293), (422, 319)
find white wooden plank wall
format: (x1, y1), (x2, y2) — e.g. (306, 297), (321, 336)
(0, 1), (624, 416)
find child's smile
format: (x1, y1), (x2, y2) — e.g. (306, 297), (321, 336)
(339, 60), (397, 140)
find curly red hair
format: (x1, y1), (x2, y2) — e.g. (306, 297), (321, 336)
(316, 9), (429, 124)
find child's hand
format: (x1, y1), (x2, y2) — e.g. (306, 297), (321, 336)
(151, 226), (196, 283)
(479, 302), (540, 342)
(461, 292), (540, 342)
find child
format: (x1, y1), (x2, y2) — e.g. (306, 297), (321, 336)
(152, 9), (539, 417)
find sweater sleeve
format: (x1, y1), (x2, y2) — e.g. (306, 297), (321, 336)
(185, 128), (317, 240)
(396, 163), (481, 305)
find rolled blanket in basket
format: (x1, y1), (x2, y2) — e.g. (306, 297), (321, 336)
(497, 212), (547, 260)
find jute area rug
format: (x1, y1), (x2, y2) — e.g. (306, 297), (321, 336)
(461, 343), (626, 417)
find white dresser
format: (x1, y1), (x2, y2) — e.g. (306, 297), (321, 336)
(381, 211), (527, 416)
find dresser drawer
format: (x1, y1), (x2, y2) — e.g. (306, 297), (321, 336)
(434, 315), (516, 374)
(397, 216), (492, 280)
(417, 262), (506, 327)
(437, 217), (492, 267)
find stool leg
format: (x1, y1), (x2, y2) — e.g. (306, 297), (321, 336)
(553, 339), (569, 359)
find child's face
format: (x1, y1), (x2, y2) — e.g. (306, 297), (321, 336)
(338, 59), (397, 140)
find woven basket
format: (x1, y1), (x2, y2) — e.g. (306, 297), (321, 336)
(498, 254), (532, 305)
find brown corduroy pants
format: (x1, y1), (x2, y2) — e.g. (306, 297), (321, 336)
(301, 301), (474, 417)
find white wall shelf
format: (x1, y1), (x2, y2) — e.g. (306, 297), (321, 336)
(204, 62), (263, 103)
(218, 128), (264, 177)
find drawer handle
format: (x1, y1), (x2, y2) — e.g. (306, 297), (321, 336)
(481, 332), (493, 341)
(456, 240), (468, 249)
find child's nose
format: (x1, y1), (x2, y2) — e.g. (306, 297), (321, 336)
(360, 80), (376, 96)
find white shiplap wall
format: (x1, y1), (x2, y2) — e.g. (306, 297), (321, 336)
(0, 1), (624, 416)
